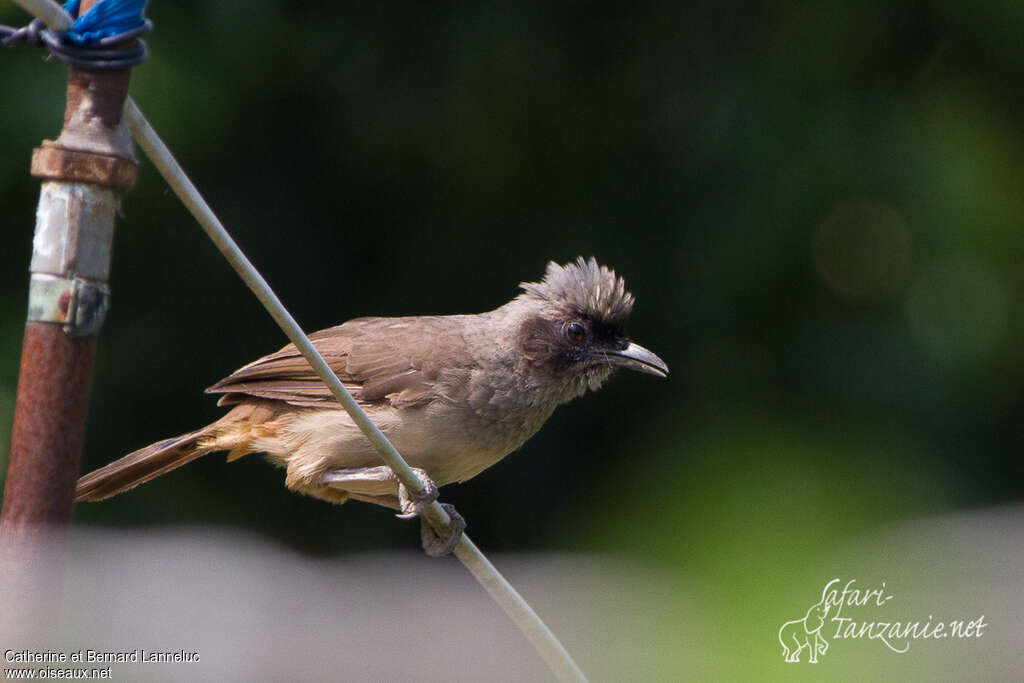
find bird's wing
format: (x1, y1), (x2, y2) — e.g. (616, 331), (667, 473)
(206, 316), (467, 409)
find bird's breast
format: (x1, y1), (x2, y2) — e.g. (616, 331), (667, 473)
(394, 396), (558, 485)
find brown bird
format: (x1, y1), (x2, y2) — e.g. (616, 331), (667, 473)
(75, 257), (668, 554)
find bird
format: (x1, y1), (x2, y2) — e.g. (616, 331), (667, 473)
(75, 257), (668, 554)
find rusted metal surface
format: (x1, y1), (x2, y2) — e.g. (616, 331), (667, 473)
(0, 324), (97, 534)
(50, 65), (135, 160)
(50, 4), (136, 162)
(31, 144), (137, 190)
(1, 0), (136, 541)
(1, 181), (115, 533)
(64, 62), (132, 127)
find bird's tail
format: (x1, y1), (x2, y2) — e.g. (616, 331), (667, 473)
(75, 402), (276, 502)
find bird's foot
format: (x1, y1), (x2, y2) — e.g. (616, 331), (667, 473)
(320, 465), (464, 556)
(395, 470), (465, 556)
(420, 503), (466, 557)
(396, 467), (439, 520)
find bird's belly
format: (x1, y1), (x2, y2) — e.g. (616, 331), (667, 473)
(263, 403), (539, 489)
(385, 403), (536, 485)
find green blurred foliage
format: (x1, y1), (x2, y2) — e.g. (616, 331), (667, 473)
(1, 0), (1021, 622)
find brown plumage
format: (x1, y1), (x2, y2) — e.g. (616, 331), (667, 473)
(75, 402), (281, 502)
(75, 258), (668, 511)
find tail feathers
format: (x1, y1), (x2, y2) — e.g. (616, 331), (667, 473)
(75, 428), (219, 502)
(76, 401), (282, 503)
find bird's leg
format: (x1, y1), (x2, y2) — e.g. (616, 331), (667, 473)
(321, 466), (399, 496)
(322, 466), (466, 557)
(319, 465), (438, 516)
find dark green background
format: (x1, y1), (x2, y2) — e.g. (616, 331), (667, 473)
(1, 1), (1021, 576)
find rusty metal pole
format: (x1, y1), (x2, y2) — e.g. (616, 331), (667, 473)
(0, 0), (137, 547)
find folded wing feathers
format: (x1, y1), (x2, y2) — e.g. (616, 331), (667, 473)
(206, 318), (448, 409)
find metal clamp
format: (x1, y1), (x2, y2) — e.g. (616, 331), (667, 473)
(27, 274), (111, 337)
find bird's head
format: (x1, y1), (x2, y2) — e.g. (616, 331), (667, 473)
(514, 257), (668, 398)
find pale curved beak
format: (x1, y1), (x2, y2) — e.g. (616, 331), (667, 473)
(600, 342), (669, 378)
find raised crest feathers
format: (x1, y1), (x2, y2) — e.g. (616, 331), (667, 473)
(518, 256), (635, 324)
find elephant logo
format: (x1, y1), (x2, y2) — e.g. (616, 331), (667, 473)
(779, 594), (831, 663)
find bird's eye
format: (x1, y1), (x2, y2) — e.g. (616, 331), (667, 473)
(565, 321), (586, 343)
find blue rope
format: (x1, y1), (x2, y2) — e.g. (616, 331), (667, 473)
(1, 0), (152, 69)
(64, 0), (149, 46)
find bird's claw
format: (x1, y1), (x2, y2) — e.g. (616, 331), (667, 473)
(396, 468), (439, 520)
(393, 470), (465, 556)
(420, 503), (466, 557)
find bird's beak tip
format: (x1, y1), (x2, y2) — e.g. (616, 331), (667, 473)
(601, 342), (669, 378)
